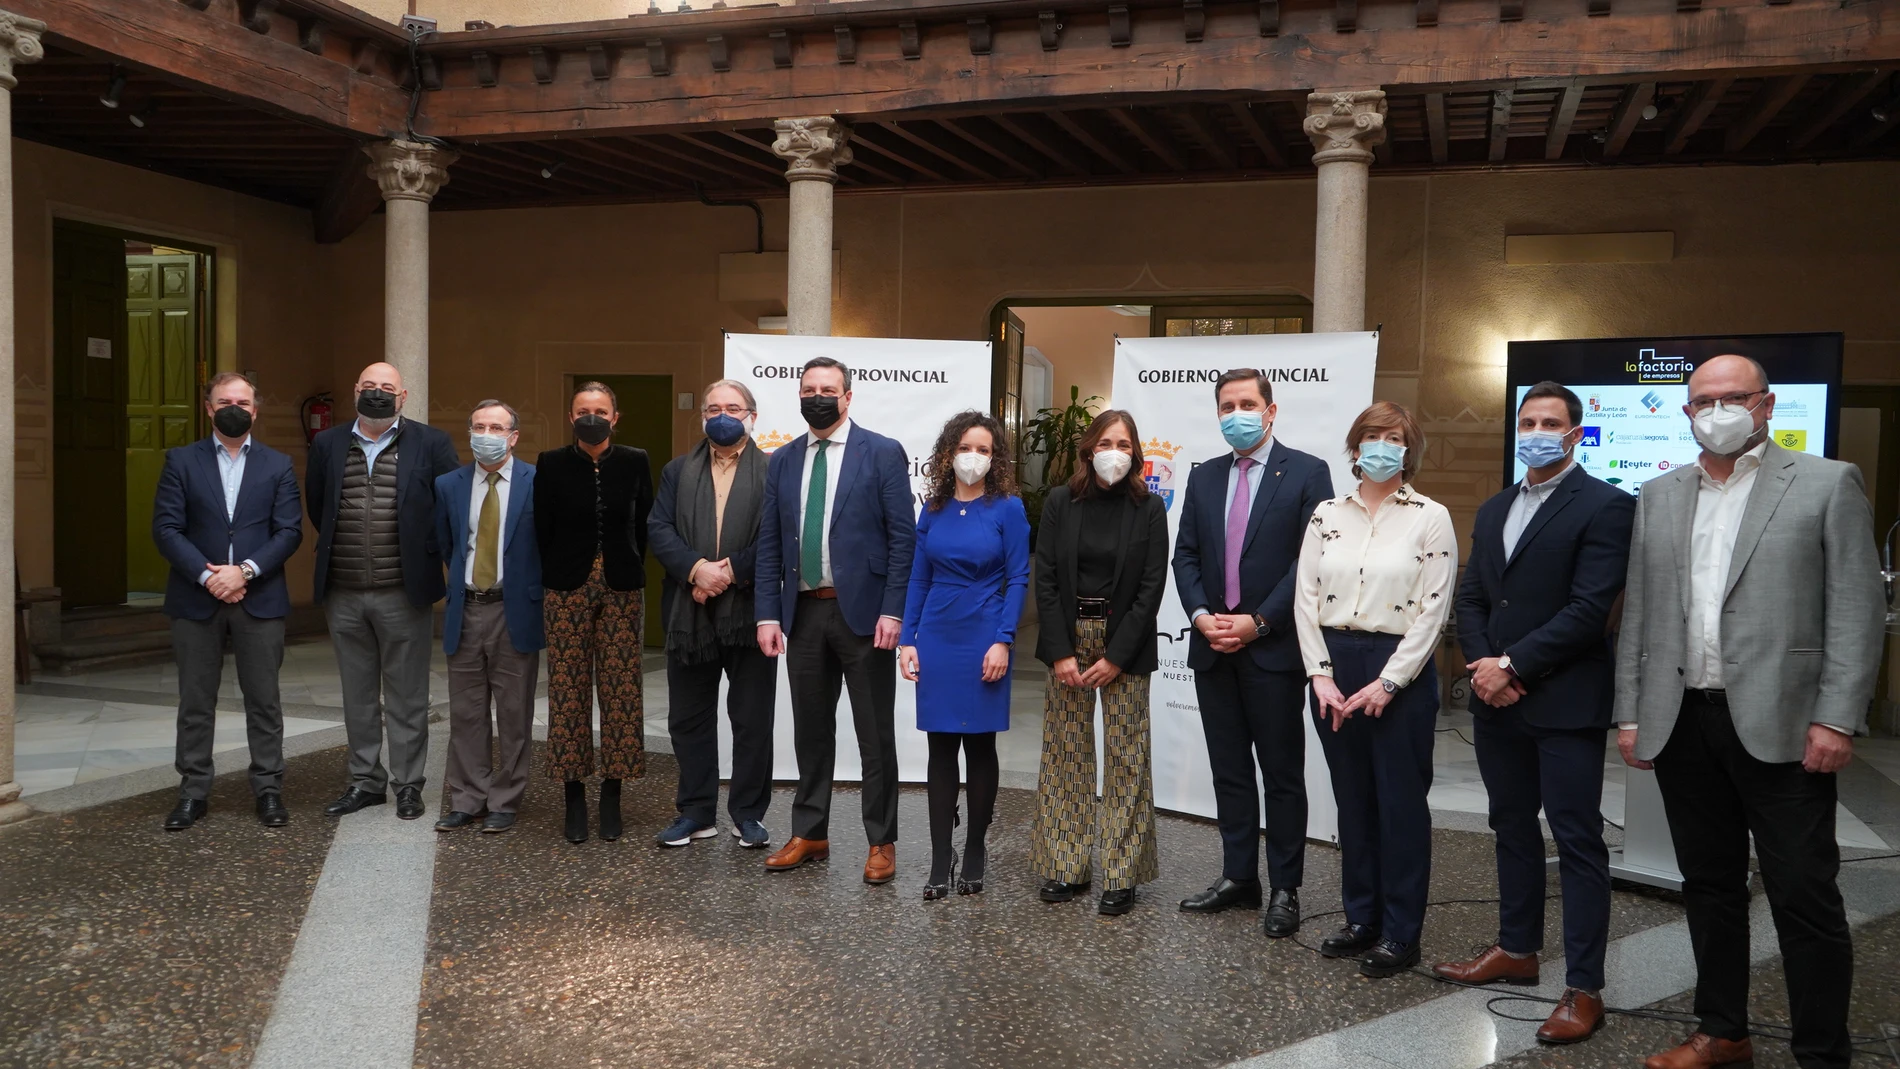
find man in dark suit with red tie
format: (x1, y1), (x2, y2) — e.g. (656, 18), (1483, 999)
(152, 372), (304, 830)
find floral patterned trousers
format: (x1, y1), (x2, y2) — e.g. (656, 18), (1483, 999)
(543, 557), (645, 781)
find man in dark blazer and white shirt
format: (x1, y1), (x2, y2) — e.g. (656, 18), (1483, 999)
(1172, 368), (1333, 936)
(754, 357), (917, 885)
(1437, 381), (1634, 1046)
(1615, 355), (1882, 1069)
(306, 362), (460, 821)
(431, 400), (543, 834)
(152, 372), (304, 830)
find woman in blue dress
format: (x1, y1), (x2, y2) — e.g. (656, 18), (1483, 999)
(898, 411), (1031, 901)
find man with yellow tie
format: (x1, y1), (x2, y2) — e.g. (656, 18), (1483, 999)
(432, 400), (546, 833)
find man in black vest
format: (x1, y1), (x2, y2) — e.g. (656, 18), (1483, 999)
(307, 362), (459, 820)
(1436, 381), (1635, 1045)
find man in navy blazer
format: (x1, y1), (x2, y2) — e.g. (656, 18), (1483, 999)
(152, 372), (304, 831)
(1435, 381), (1634, 1045)
(754, 357), (916, 883)
(1172, 368), (1333, 934)
(305, 362), (460, 821)
(431, 400), (544, 834)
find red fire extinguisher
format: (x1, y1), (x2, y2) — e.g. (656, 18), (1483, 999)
(301, 393), (334, 443)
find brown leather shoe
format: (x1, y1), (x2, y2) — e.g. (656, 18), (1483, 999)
(1536, 989), (1605, 1045)
(1643, 1033), (1755, 1069)
(763, 836), (829, 871)
(864, 843), (896, 885)
(1431, 944), (1540, 986)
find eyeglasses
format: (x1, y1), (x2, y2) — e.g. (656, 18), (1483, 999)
(1686, 390), (1765, 414)
(702, 404), (753, 418)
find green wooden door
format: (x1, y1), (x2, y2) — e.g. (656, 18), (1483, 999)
(125, 253), (201, 595)
(588, 374), (673, 647)
(53, 225), (130, 607)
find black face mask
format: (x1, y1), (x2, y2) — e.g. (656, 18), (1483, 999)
(573, 413), (613, 446)
(800, 395), (842, 430)
(212, 405), (253, 438)
(356, 388), (397, 420)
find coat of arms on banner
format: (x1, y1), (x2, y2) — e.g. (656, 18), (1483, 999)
(755, 429), (795, 454)
(1142, 437), (1179, 509)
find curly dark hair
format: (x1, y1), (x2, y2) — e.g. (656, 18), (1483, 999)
(923, 410), (1015, 511)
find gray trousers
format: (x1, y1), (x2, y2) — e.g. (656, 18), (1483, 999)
(325, 586), (434, 794)
(172, 604), (287, 802)
(445, 599), (540, 815)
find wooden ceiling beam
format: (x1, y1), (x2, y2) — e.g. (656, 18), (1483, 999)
(1662, 76), (1733, 153)
(1724, 74), (1811, 152)
(1423, 92), (1449, 163)
(1787, 69), (1887, 149)
(1045, 110), (1140, 175)
(313, 146), (380, 244)
(669, 132), (787, 180)
(1487, 89), (1514, 161)
(629, 134), (764, 183)
(879, 121), (998, 180)
(1602, 81), (1654, 157)
(582, 136), (729, 188)
(1227, 102), (1286, 168)
(1849, 80), (1900, 148)
(935, 118), (1044, 179)
(1177, 103), (1238, 169)
(991, 113), (1090, 176)
(464, 144), (606, 196)
(564, 137), (699, 190)
(848, 127), (949, 181)
(1545, 81), (1584, 159)
(1109, 107), (1188, 172)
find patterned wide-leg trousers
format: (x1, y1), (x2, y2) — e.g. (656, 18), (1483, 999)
(543, 556), (645, 781)
(1030, 619), (1159, 892)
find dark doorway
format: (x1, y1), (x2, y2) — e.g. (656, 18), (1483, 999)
(576, 373), (674, 647)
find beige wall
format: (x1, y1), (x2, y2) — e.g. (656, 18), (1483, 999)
(14, 138), (1900, 609)
(1013, 304), (1148, 415)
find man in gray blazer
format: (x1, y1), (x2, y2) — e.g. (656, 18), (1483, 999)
(1614, 354), (1882, 1069)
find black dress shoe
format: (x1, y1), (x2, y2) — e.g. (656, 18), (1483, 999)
(255, 793), (289, 828)
(163, 798), (207, 831)
(395, 787), (424, 821)
(1039, 879), (1091, 903)
(1360, 938), (1421, 978)
(435, 810), (482, 831)
(1319, 923), (1382, 959)
(324, 787), (387, 817)
(1098, 888), (1136, 916)
(1262, 888), (1300, 938)
(481, 812), (516, 834)
(1179, 877), (1263, 913)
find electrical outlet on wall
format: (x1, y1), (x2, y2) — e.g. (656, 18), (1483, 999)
(677, 393), (694, 410)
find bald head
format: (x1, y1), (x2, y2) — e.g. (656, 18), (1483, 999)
(354, 362), (407, 427)
(357, 362), (404, 394)
(1682, 352), (1775, 460)
(1687, 354), (1770, 399)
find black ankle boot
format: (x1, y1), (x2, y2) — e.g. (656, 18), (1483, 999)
(564, 780), (588, 844)
(598, 778), (623, 842)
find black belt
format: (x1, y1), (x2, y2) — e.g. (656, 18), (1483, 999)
(1685, 687), (1727, 705)
(465, 587), (504, 604)
(1075, 597), (1109, 620)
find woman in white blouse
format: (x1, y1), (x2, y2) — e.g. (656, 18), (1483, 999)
(1293, 401), (1458, 980)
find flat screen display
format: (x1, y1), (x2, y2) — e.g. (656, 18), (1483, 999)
(1504, 333), (1843, 494)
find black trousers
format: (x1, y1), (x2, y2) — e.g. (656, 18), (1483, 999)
(666, 643), (777, 826)
(171, 604), (286, 803)
(1655, 690), (1851, 1069)
(1474, 711), (1611, 990)
(1192, 651), (1307, 889)
(785, 597), (900, 844)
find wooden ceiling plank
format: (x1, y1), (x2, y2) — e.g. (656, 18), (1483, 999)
(1487, 88), (1514, 162)
(566, 137), (700, 190)
(313, 146), (381, 244)
(1662, 76), (1733, 153)
(670, 132), (788, 180)
(1108, 107), (1188, 172)
(879, 121), (998, 180)
(1227, 102), (1286, 168)
(1787, 69), (1887, 149)
(935, 118), (1044, 179)
(631, 134), (762, 183)
(577, 136), (722, 188)
(1177, 103), (1238, 169)
(1849, 81), (1900, 149)
(1602, 81), (1654, 157)
(849, 127), (948, 181)
(991, 113), (1090, 176)
(1425, 91), (1449, 163)
(1545, 81), (1584, 159)
(1724, 74), (1811, 152)
(1045, 110), (1139, 175)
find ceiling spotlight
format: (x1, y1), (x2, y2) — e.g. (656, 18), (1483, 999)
(540, 161), (563, 179)
(100, 67), (126, 110)
(1875, 106), (1892, 124)
(1641, 103), (1659, 121)
(128, 101), (158, 128)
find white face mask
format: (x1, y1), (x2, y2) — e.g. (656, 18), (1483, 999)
(953, 452), (991, 486)
(1691, 397), (1763, 456)
(1091, 449), (1133, 485)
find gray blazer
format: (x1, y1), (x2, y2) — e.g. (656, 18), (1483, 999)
(1613, 441), (1884, 764)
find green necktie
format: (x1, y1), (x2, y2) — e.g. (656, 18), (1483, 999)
(474, 470), (501, 592)
(800, 440), (830, 587)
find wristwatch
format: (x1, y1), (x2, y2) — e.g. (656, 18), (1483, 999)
(1251, 614), (1268, 635)
(1380, 678), (1399, 694)
(240, 563), (258, 581)
(1497, 654), (1516, 677)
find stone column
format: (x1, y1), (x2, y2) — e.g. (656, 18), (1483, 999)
(0, 9), (43, 828)
(364, 140), (457, 421)
(1303, 91), (1387, 334)
(770, 117), (852, 337)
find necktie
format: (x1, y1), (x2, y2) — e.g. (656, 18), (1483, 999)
(474, 471), (501, 592)
(801, 440), (830, 587)
(1224, 456), (1256, 610)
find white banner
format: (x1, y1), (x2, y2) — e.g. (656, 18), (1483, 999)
(1112, 332), (1380, 842)
(718, 333), (992, 782)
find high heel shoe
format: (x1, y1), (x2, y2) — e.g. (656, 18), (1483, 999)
(958, 831), (987, 896)
(598, 778), (623, 842)
(923, 847), (958, 902)
(563, 780), (588, 844)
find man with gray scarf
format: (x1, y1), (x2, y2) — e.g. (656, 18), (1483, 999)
(648, 379), (777, 848)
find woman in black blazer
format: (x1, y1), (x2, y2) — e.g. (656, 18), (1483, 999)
(1029, 409), (1169, 916)
(534, 381), (654, 846)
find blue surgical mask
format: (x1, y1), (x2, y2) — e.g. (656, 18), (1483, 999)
(1357, 440), (1406, 482)
(470, 433), (510, 466)
(1219, 411), (1266, 451)
(1515, 430), (1571, 470)
(704, 414), (747, 447)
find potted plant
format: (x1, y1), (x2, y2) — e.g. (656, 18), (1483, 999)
(1020, 385), (1104, 546)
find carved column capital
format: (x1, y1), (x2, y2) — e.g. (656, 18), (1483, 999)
(0, 10), (46, 91)
(1303, 90), (1387, 167)
(364, 139), (459, 204)
(771, 116), (854, 183)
